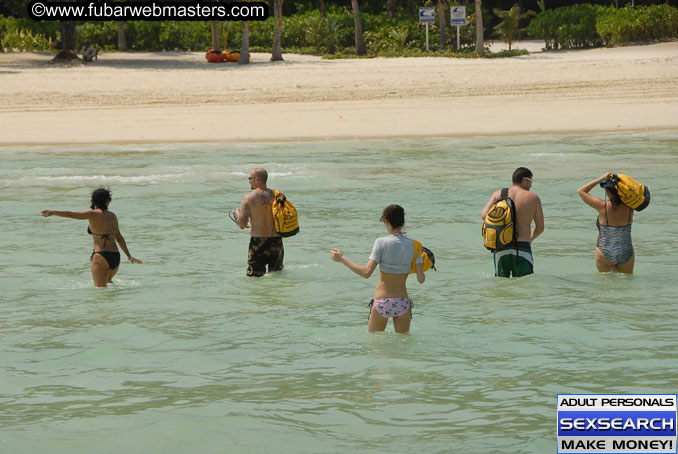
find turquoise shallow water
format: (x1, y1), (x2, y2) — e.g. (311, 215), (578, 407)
(1, 132), (677, 453)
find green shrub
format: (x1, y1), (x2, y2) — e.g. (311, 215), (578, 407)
(1, 27), (53, 51)
(0, 16), (55, 51)
(528, 3), (678, 50)
(597, 4), (678, 46)
(79, 21), (118, 51)
(526, 4), (599, 49)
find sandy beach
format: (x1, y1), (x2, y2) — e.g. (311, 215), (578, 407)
(1, 40), (677, 145)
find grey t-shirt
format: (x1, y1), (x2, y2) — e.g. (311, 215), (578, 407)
(369, 234), (422, 275)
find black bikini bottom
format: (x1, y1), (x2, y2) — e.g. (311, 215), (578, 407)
(91, 251), (121, 270)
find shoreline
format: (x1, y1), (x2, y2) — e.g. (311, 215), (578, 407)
(2, 126), (677, 149)
(2, 41), (677, 147)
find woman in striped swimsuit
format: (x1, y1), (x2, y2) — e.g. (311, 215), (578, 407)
(578, 174), (635, 274)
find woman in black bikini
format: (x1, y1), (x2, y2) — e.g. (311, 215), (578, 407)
(41, 187), (142, 287)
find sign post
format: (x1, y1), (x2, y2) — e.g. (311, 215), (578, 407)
(450, 6), (467, 51)
(419, 7), (435, 52)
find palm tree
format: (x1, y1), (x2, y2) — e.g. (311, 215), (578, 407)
(387, 0), (397, 19)
(475, 0), (484, 56)
(493, 4), (534, 51)
(437, 0), (447, 51)
(118, 22), (127, 51)
(211, 21), (221, 52)
(52, 20), (78, 62)
(271, 0), (284, 61)
(351, 0), (367, 56)
(239, 21), (250, 65)
(59, 20), (76, 51)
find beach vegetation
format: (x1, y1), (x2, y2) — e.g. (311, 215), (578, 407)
(596, 4), (678, 46)
(526, 4), (599, 49)
(0, 24), (52, 51)
(493, 4), (535, 51)
(0, 15), (58, 51)
(527, 3), (678, 50)
(5, 2), (677, 56)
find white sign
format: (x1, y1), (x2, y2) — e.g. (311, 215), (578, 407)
(450, 6), (466, 26)
(419, 6), (435, 24)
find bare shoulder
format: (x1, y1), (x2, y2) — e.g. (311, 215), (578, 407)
(528, 192), (542, 203)
(247, 189), (273, 207)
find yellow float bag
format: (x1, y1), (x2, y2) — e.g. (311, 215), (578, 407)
(601, 173), (651, 212)
(410, 239), (436, 273)
(272, 189), (299, 237)
(481, 188), (516, 251)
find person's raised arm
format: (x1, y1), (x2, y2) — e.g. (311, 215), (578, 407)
(577, 173), (608, 211)
(330, 248), (377, 279)
(40, 209), (93, 220)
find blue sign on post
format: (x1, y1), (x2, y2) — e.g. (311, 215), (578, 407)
(419, 6), (435, 23)
(450, 6), (467, 26)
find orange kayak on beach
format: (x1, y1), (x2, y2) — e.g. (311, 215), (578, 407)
(205, 49), (240, 63)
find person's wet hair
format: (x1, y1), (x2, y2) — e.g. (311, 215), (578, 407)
(607, 187), (623, 208)
(512, 167), (533, 185)
(380, 204), (405, 229)
(91, 187), (112, 211)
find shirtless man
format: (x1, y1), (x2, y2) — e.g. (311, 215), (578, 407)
(481, 167), (544, 278)
(235, 168), (283, 277)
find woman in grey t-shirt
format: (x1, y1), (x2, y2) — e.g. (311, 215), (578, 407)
(330, 205), (425, 333)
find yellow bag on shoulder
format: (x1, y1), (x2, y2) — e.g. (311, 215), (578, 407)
(272, 189), (299, 237)
(481, 188), (516, 251)
(410, 239), (436, 274)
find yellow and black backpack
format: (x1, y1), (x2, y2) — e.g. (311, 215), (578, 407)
(272, 189), (299, 237)
(601, 173), (651, 212)
(410, 239), (436, 273)
(482, 188), (517, 251)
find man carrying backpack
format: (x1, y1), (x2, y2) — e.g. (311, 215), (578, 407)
(234, 168), (284, 277)
(480, 167), (544, 278)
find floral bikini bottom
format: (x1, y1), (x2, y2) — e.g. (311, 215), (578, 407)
(369, 297), (412, 318)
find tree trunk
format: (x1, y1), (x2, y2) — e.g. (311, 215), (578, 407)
(211, 21), (221, 52)
(475, 0), (484, 55)
(59, 21), (76, 50)
(408, 0), (415, 16)
(387, 0), (396, 19)
(316, 0), (326, 17)
(117, 21), (127, 51)
(53, 20), (79, 63)
(239, 21), (250, 65)
(351, 0), (367, 56)
(271, 0), (283, 61)
(438, 0), (446, 51)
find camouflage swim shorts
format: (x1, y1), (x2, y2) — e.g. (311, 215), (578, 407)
(247, 236), (284, 277)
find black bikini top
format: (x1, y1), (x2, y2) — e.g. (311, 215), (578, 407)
(88, 226), (116, 245)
